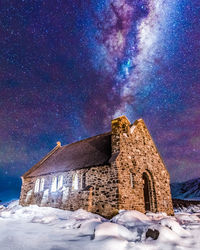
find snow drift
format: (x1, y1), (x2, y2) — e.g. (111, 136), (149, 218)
(0, 201), (199, 250)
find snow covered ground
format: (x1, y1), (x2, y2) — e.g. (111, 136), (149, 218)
(0, 201), (200, 250)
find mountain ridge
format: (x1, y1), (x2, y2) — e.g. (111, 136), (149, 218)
(171, 177), (200, 201)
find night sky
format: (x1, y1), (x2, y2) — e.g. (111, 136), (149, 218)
(0, 0), (200, 202)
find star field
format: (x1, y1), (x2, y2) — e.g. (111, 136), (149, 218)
(0, 0), (200, 200)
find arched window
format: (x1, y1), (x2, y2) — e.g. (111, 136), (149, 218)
(130, 172), (135, 188)
(51, 176), (57, 192)
(82, 172), (86, 189)
(72, 173), (78, 190)
(34, 179), (40, 193)
(58, 175), (63, 189)
(40, 178), (45, 192)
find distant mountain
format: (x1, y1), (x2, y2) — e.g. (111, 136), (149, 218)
(171, 177), (200, 201)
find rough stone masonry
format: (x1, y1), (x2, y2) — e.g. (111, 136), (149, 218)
(20, 116), (174, 218)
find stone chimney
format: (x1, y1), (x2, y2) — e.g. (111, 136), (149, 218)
(111, 115), (131, 154)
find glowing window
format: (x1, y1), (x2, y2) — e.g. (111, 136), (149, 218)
(51, 176), (57, 192)
(34, 179), (40, 193)
(25, 189), (32, 202)
(40, 178), (45, 192)
(58, 175), (63, 189)
(72, 173), (78, 190)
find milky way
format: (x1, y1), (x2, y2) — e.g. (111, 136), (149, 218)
(0, 0), (200, 200)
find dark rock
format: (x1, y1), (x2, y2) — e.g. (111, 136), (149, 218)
(146, 228), (159, 240)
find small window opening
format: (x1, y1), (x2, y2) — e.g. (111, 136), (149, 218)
(40, 178), (45, 192)
(82, 173), (86, 189)
(51, 176), (57, 192)
(58, 175), (63, 189)
(34, 179), (40, 193)
(72, 173), (78, 190)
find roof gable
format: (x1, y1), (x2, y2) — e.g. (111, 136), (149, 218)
(131, 119), (168, 173)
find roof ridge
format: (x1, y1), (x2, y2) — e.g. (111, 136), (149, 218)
(61, 131), (111, 149)
(24, 132), (112, 177)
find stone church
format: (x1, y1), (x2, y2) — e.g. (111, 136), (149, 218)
(20, 116), (174, 218)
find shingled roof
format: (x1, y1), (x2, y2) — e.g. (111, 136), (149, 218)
(23, 132), (112, 178)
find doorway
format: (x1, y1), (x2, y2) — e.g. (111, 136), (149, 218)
(142, 173), (151, 211)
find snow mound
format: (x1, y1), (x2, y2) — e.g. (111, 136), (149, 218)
(158, 225), (181, 242)
(92, 237), (128, 250)
(0, 201), (199, 250)
(159, 218), (190, 237)
(94, 222), (134, 241)
(70, 208), (104, 221)
(79, 218), (102, 235)
(111, 210), (150, 227)
(0, 201), (72, 221)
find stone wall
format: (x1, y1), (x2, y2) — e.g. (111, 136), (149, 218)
(20, 164), (119, 218)
(112, 117), (174, 215)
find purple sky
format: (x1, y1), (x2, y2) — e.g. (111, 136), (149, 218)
(0, 0), (200, 200)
